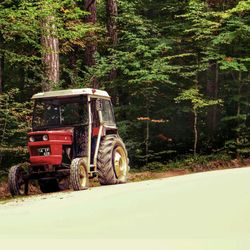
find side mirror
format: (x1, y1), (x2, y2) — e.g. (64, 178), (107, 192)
(96, 99), (103, 111)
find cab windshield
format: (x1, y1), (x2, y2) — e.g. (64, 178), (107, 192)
(32, 96), (88, 131)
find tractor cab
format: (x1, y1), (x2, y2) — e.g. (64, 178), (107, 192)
(8, 88), (129, 196)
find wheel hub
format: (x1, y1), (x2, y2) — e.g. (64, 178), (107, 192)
(79, 163), (87, 188)
(113, 146), (127, 180)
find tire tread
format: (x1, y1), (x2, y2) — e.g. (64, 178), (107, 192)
(97, 135), (129, 185)
(70, 158), (89, 191)
(8, 165), (24, 196)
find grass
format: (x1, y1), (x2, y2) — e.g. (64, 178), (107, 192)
(137, 153), (233, 173)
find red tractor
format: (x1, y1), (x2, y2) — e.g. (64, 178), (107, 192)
(8, 88), (129, 196)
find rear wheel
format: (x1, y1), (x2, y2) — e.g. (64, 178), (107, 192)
(8, 165), (28, 196)
(97, 135), (129, 185)
(38, 179), (59, 193)
(70, 158), (89, 191)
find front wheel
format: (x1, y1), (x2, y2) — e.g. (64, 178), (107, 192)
(97, 135), (129, 185)
(70, 158), (89, 191)
(8, 165), (28, 197)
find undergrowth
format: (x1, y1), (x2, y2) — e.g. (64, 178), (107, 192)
(137, 153), (233, 172)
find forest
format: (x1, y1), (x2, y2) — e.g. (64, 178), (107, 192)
(0, 0), (250, 176)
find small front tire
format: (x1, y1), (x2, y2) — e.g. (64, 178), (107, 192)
(70, 158), (89, 191)
(8, 165), (28, 197)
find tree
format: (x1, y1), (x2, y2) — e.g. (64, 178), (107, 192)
(41, 15), (60, 91)
(106, 0), (118, 80)
(0, 0), (250, 172)
(84, 0), (98, 88)
(0, 89), (32, 169)
(0, 0), (91, 169)
(175, 87), (222, 155)
(106, 0), (118, 45)
(212, 0), (250, 157)
(0, 55), (3, 93)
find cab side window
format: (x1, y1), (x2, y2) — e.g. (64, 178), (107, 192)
(102, 100), (115, 125)
(91, 98), (100, 128)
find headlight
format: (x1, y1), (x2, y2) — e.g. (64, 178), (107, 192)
(29, 136), (35, 142)
(42, 134), (48, 141)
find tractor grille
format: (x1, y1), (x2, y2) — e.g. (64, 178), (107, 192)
(30, 146), (51, 156)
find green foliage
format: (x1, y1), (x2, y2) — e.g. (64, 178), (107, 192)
(175, 87), (222, 111)
(0, 0), (91, 91)
(0, 0), (249, 174)
(0, 89), (32, 170)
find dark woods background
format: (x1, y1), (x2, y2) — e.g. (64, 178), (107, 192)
(0, 0), (250, 174)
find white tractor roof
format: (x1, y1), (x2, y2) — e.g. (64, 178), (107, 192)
(32, 88), (110, 100)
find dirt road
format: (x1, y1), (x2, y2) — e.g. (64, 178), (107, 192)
(0, 167), (250, 240)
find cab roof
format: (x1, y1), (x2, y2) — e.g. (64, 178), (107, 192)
(31, 88), (110, 100)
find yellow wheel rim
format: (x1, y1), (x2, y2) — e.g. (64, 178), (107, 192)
(79, 163), (87, 188)
(113, 146), (128, 181)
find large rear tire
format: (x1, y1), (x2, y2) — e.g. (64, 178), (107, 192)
(70, 158), (89, 191)
(97, 135), (129, 185)
(8, 165), (28, 197)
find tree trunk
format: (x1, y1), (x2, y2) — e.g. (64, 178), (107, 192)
(69, 45), (79, 85)
(41, 16), (59, 91)
(145, 107), (150, 165)
(194, 55), (199, 156)
(0, 54), (4, 166)
(84, 0), (98, 88)
(0, 55), (3, 94)
(107, 0), (118, 45)
(236, 70), (242, 158)
(193, 109), (198, 156)
(145, 119), (149, 165)
(207, 62), (219, 133)
(106, 0), (118, 80)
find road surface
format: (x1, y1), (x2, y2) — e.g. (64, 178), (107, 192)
(0, 167), (250, 248)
